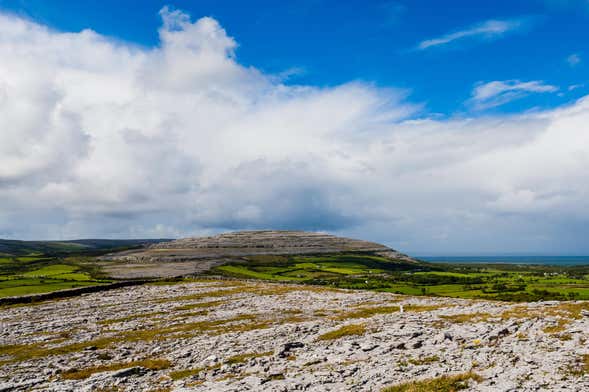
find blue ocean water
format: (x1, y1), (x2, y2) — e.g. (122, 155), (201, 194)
(418, 256), (589, 266)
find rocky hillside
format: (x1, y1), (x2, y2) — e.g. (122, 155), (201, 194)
(151, 231), (390, 252)
(1, 279), (588, 391)
(98, 231), (417, 279)
(104, 231), (414, 263)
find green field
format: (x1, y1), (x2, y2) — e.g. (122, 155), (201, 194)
(0, 255), (113, 298)
(212, 253), (589, 301)
(0, 239), (171, 298)
(1, 238), (588, 302)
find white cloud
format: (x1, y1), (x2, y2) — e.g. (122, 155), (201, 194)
(469, 80), (558, 109)
(0, 9), (588, 254)
(417, 19), (524, 50)
(567, 53), (581, 66)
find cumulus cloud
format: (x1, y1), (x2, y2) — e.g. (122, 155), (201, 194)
(417, 19), (525, 50)
(469, 80), (559, 109)
(0, 8), (588, 254)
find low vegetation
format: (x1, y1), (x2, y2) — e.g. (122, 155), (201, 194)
(335, 304), (444, 320)
(381, 371), (482, 392)
(169, 366), (215, 381)
(98, 312), (165, 325)
(212, 254), (589, 302)
(0, 239), (167, 298)
(318, 323), (366, 341)
(0, 313), (273, 364)
(408, 355), (440, 366)
(2, 238), (588, 303)
(225, 351), (273, 364)
(61, 358), (171, 380)
(168, 351), (272, 381)
(0, 258), (111, 298)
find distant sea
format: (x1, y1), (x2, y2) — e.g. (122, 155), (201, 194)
(418, 256), (589, 266)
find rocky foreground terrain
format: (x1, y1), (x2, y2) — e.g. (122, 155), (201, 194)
(1, 279), (588, 391)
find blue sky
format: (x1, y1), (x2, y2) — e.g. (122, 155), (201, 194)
(1, 0), (587, 115)
(0, 1), (588, 254)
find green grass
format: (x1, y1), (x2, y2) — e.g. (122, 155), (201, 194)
(317, 323), (366, 340)
(169, 367), (206, 380)
(381, 372), (482, 392)
(225, 351), (273, 364)
(212, 253), (589, 302)
(0, 256), (111, 298)
(0, 239), (170, 298)
(16, 257), (45, 262)
(0, 313), (276, 364)
(213, 253), (418, 282)
(2, 244), (588, 303)
(0, 279), (104, 297)
(61, 358), (170, 380)
(22, 264), (80, 277)
(335, 305), (400, 320)
(408, 355), (440, 365)
(216, 265), (302, 281)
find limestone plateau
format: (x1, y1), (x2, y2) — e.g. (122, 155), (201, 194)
(104, 230), (416, 263)
(1, 280), (588, 391)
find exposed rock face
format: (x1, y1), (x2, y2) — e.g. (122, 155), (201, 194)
(102, 230), (415, 264)
(1, 280), (588, 391)
(151, 230), (387, 251)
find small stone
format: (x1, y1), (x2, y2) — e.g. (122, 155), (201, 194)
(278, 342), (304, 357)
(361, 344), (378, 352)
(111, 367), (147, 378)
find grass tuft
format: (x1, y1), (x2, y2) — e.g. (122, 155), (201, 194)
(408, 355), (440, 365)
(381, 371), (482, 392)
(61, 358), (171, 380)
(225, 351), (273, 365)
(317, 323), (366, 340)
(0, 313), (269, 364)
(98, 312), (164, 325)
(439, 312), (494, 324)
(566, 354), (589, 377)
(169, 367), (206, 381)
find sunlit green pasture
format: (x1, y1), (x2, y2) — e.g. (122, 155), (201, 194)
(214, 254), (589, 301)
(215, 254), (393, 282)
(0, 279), (101, 297)
(216, 265), (302, 281)
(0, 258), (109, 298)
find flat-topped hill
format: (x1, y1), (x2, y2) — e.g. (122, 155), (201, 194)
(152, 230), (385, 250)
(104, 230), (415, 263)
(97, 231), (417, 280)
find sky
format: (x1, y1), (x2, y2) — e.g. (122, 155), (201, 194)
(0, 0), (587, 255)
